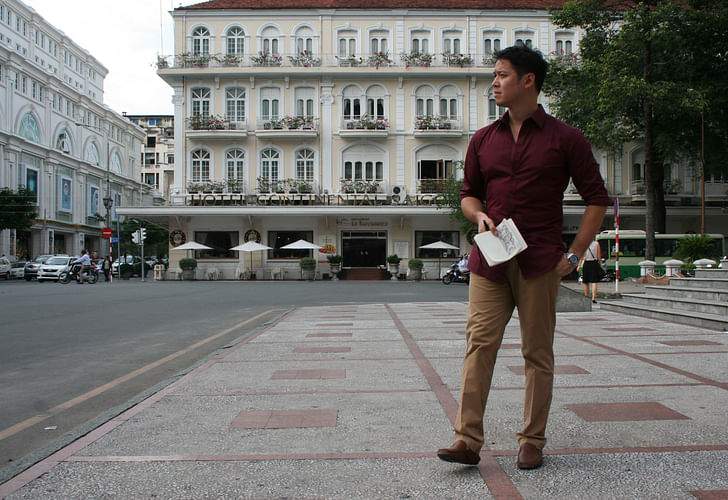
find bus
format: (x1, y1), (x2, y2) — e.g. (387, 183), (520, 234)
(595, 230), (725, 278)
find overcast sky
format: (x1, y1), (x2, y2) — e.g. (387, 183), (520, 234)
(24, 0), (184, 116)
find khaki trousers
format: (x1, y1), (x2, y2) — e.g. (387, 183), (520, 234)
(454, 258), (561, 452)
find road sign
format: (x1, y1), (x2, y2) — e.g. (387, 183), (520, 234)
(101, 227), (112, 238)
(110, 237), (119, 243)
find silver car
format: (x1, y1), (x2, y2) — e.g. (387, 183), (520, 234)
(0, 257), (10, 280)
(9, 261), (26, 279)
(24, 254), (54, 281)
(38, 256), (74, 282)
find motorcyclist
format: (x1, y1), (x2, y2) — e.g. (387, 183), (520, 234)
(71, 249), (93, 283)
(456, 253), (470, 278)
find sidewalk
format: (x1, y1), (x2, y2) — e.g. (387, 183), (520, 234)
(2, 302), (726, 499)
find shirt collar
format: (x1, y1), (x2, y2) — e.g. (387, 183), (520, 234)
(497, 104), (547, 129)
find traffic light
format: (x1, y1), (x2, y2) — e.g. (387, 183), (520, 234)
(131, 230), (140, 244)
(140, 228), (147, 241)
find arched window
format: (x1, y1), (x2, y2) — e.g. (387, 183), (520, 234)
(85, 142), (100, 165)
(294, 25), (314, 55)
(261, 26), (280, 55)
(192, 26), (210, 55)
(260, 148), (279, 183)
(487, 87), (506, 122)
(343, 86), (363, 120)
(191, 88), (211, 117)
(439, 85), (458, 120)
(226, 149), (245, 182)
(514, 30), (534, 48)
(227, 26), (244, 55)
(343, 145), (384, 183)
(295, 148), (315, 181)
(369, 29), (389, 55)
(56, 130), (72, 154)
(338, 29), (357, 58)
(18, 113), (41, 143)
(415, 86), (435, 118)
(191, 150), (210, 182)
(483, 30), (502, 56)
(110, 152), (122, 174)
(411, 30), (430, 54)
(366, 85), (386, 119)
(295, 87), (315, 119)
(442, 30), (462, 55)
(225, 87), (246, 123)
(260, 87), (280, 121)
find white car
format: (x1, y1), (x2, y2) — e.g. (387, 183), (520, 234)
(37, 256), (74, 282)
(0, 258), (10, 280)
(9, 261), (26, 279)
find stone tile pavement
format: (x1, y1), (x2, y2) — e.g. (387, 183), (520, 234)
(1, 301), (726, 499)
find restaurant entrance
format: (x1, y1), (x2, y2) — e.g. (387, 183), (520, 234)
(341, 231), (386, 268)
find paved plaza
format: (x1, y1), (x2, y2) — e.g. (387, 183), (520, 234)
(1, 300), (726, 499)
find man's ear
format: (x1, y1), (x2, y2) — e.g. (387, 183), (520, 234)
(522, 72), (536, 89)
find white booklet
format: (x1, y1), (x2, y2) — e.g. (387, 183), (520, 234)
(473, 218), (528, 266)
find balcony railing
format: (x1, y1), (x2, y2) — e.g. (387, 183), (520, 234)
(158, 52), (518, 70)
(413, 116), (462, 132)
(256, 117), (318, 131)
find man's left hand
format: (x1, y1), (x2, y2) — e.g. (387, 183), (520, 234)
(556, 254), (577, 278)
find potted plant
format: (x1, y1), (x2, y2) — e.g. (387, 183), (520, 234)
(407, 258), (424, 281)
(179, 258), (197, 280)
(326, 254), (344, 280)
(300, 257), (317, 280)
(386, 254), (401, 279)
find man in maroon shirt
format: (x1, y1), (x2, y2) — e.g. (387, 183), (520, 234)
(437, 45), (610, 469)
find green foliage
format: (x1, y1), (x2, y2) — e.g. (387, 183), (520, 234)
(407, 258), (424, 270)
(178, 258), (197, 270)
(432, 161), (479, 236)
(118, 219), (168, 259)
(0, 187), (37, 231)
(300, 257), (317, 269)
(326, 254), (344, 264)
(386, 254), (401, 264)
(544, 0), (728, 258)
(674, 234), (722, 262)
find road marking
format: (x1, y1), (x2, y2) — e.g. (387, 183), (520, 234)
(0, 309), (277, 441)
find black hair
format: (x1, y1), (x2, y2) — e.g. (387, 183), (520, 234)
(494, 45), (548, 92)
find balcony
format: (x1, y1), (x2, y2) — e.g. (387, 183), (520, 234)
(413, 116), (464, 137)
(339, 116), (390, 138)
(185, 115), (249, 139)
(255, 117), (318, 138)
(157, 51), (501, 73)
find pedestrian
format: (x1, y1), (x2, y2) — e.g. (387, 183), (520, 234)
(102, 256), (112, 282)
(579, 240), (602, 303)
(436, 45), (610, 470)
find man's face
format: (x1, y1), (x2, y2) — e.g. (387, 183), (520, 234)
(492, 59), (530, 108)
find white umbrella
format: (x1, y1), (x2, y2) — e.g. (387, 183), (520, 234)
(280, 239), (321, 279)
(419, 240), (460, 278)
(230, 241), (272, 274)
(171, 241), (213, 259)
(280, 239), (322, 250)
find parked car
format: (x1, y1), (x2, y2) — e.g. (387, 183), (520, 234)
(23, 254), (54, 281)
(9, 261), (26, 279)
(37, 256), (75, 282)
(0, 257), (10, 280)
(112, 256), (144, 277)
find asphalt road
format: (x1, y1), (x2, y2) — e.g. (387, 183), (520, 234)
(0, 277), (468, 480)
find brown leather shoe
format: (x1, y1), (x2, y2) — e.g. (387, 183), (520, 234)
(517, 443), (543, 469)
(437, 440), (480, 465)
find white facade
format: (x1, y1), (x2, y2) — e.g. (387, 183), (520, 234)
(119, 1), (725, 279)
(0, 0), (147, 260)
(126, 114), (175, 202)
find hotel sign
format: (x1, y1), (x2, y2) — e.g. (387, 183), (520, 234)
(184, 192), (448, 207)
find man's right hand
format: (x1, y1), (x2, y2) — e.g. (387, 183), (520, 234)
(477, 213), (498, 236)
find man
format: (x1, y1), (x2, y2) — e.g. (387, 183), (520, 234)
(71, 249), (92, 284)
(437, 45), (610, 470)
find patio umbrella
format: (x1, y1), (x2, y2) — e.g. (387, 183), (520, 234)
(280, 239), (322, 250)
(281, 239), (322, 279)
(230, 241), (272, 274)
(171, 241), (213, 259)
(418, 240), (460, 278)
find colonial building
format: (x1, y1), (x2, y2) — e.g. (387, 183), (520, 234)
(125, 113), (175, 202)
(0, 0), (147, 260)
(120, 0), (726, 279)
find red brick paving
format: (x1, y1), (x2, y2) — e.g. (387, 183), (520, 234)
(272, 369), (346, 380)
(566, 402), (691, 422)
(230, 409), (338, 429)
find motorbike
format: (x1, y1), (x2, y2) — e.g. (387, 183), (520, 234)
(59, 265), (99, 284)
(442, 263), (470, 285)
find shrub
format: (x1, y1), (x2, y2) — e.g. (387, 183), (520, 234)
(326, 254), (344, 264)
(179, 258), (198, 271)
(407, 258), (423, 270)
(674, 234), (721, 262)
(300, 257), (317, 269)
(386, 254), (401, 264)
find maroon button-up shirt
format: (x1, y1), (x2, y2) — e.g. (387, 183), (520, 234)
(461, 105), (611, 282)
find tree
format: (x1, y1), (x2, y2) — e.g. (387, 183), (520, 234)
(0, 187), (37, 231)
(545, 0), (728, 259)
(118, 219), (168, 259)
(433, 161), (478, 236)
